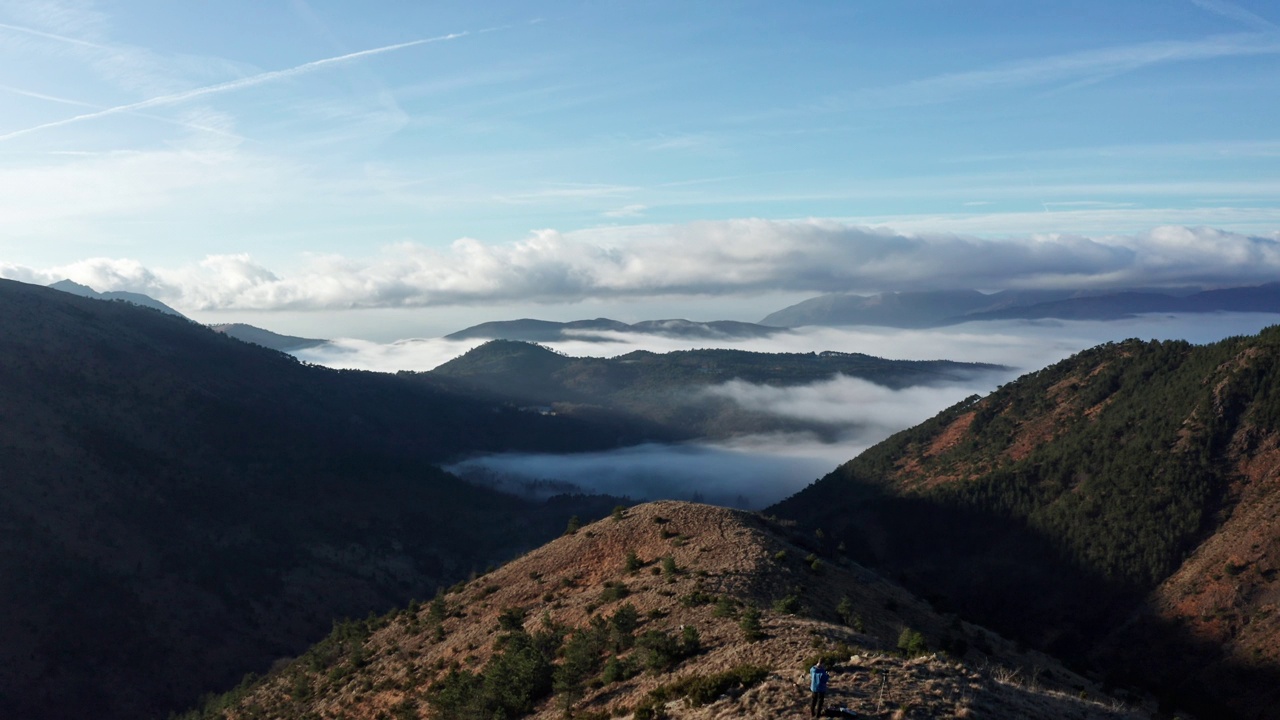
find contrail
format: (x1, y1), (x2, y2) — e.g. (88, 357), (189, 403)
(0, 31), (469, 142)
(0, 85), (244, 139)
(0, 85), (97, 107)
(0, 21), (111, 50)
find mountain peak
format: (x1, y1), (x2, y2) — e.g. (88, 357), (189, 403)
(48, 278), (98, 294)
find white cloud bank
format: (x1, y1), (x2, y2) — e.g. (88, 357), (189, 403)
(5, 221), (1280, 311)
(413, 312), (1280, 509)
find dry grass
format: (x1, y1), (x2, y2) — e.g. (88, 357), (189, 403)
(216, 501), (1150, 720)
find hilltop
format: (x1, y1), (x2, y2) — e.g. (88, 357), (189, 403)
(182, 502), (1144, 720)
(773, 326), (1280, 718)
(47, 278), (186, 317)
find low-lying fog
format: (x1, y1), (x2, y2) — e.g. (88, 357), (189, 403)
(297, 313), (1280, 508)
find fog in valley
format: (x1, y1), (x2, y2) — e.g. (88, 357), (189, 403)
(299, 312), (1280, 507)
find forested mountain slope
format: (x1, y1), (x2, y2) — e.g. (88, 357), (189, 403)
(179, 502), (1144, 720)
(772, 326), (1280, 718)
(0, 279), (628, 720)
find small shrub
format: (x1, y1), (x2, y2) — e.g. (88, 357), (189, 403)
(636, 630), (683, 673)
(679, 589), (715, 607)
(772, 595), (801, 615)
(773, 550), (787, 562)
(599, 581), (630, 603)
(624, 550), (642, 573)
(612, 505), (627, 521)
(713, 596), (738, 618)
(740, 606), (764, 641)
(497, 607), (526, 632)
(680, 626), (701, 656)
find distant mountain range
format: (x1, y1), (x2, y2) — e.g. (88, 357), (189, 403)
(48, 280), (332, 353)
(445, 317), (783, 342)
(760, 283), (1280, 328)
(424, 339), (1004, 441)
(209, 322), (328, 351)
(48, 278), (186, 317)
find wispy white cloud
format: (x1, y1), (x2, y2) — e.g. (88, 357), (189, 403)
(602, 203), (648, 218)
(1192, 0), (1279, 33)
(495, 183), (635, 204)
(0, 31), (470, 142)
(0, 144), (289, 231)
(0, 18), (107, 49)
(868, 33), (1280, 106)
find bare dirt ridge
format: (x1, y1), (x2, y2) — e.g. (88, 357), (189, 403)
(210, 501), (1146, 719)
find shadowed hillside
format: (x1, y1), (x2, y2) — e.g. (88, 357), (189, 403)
(773, 327), (1280, 718)
(425, 340), (1005, 440)
(0, 279), (637, 720)
(444, 317), (782, 342)
(179, 502), (1145, 720)
(209, 322), (328, 351)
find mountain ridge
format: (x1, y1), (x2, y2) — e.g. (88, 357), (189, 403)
(761, 283), (1280, 328)
(47, 278), (186, 317)
(444, 317), (783, 342)
(209, 322), (328, 351)
(771, 326), (1280, 718)
(425, 339), (1006, 441)
(179, 501), (1146, 720)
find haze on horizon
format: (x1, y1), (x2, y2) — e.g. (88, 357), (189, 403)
(1, 0), (1279, 341)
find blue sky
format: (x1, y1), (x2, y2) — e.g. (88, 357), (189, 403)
(2, 0), (1279, 335)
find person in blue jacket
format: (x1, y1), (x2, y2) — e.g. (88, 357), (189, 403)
(809, 659), (830, 717)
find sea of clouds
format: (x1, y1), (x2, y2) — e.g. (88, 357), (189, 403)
(294, 312), (1280, 508)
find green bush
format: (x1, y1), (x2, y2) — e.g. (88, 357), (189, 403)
(599, 581), (630, 603)
(739, 606), (764, 641)
(713, 596), (738, 618)
(624, 550), (642, 573)
(897, 627), (928, 658)
(497, 607), (526, 632)
(772, 595), (800, 615)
